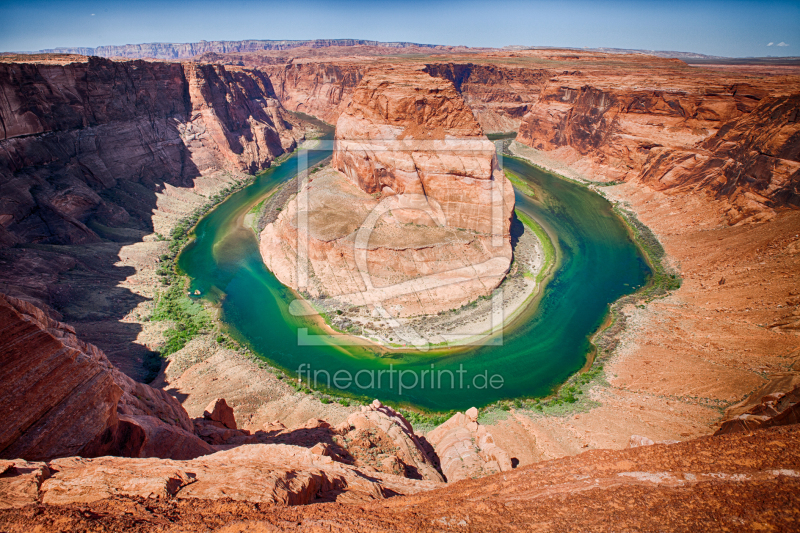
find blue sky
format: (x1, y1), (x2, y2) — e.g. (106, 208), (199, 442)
(0, 0), (797, 57)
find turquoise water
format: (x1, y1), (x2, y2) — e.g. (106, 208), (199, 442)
(178, 133), (650, 411)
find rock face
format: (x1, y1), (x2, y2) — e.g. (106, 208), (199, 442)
(0, 293), (212, 461)
(425, 407), (512, 482)
(715, 385), (800, 435)
(256, 52), (798, 222)
(203, 398), (237, 430)
(0, 57), (299, 249)
(40, 39), (445, 60)
(0, 56), (305, 378)
(186, 399), (444, 483)
(336, 400), (444, 482)
(260, 67), (514, 318)
(638, 92), (800, 221)
(262, 61), (546, 133)
(515, 72), (799, 221)
(265, 62), (367, 124)
(332, 67), (513, 235)
(5, 424), (798, 531)
(0, 443), (439, 510)
(423, 63), (549, 133)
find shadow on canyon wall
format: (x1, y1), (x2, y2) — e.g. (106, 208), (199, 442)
(0, 57), (297, 381)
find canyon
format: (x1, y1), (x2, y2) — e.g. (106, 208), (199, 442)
(0, 43), (799, 530)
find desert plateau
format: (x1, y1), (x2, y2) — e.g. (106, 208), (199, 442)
(1, 1), (799, 531)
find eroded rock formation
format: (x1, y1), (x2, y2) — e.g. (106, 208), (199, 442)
(0, 293), (212, 461)
(3, 424), (798, 530)
(515, 72), (800, 222)
(264, 62), (367, 123)
(0, 57), (299, 249)
(715, 385), (800, 435)
(260, 67), (514, 318)
(252, 51), (799, 222)
(39, 39), (447, 60)
(336, 400), (444, 482)
(426, 407), (512, 482)
(1, 443), (439, 510)
(0, 55), (307, 378)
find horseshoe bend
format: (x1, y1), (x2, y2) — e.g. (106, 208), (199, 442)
(1, 16), (800, 532)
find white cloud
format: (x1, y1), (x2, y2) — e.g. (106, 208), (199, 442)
(777, 42), (789, 47)
(767, 42), (774, 46)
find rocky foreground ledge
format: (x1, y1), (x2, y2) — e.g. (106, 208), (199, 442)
(1, 289), (520, 508)
(1, 425), (798, 531)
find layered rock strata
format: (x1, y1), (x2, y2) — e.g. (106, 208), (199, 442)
(0, 57), (299, 249)
(0, 293), (212, 461)
(715, 385), (800, 435)
(260, 67), (514, 319)
(264, 62), (367, 123)
(335, 400), (444, 482)
(426, 407), (512, 482)
(3, 424), (798, 530)
(254, 52), (799, 220)
(0, 56), (305, 378)
(40, 39), (446, 60)
(516, 79), (800, 221)
(1, 443), (439, 510)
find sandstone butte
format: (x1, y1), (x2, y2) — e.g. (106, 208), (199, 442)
(260, 66), (515, 318)
(1, 46), (800, 531)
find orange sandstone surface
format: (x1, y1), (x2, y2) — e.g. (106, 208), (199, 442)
(251, 49), (799, 464)
(2, 425), (799, 531)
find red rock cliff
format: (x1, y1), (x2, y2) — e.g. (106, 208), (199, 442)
(263, 62), (367, 124)
(514, 66), (799, 220)
(333, 66), (514, 236)
(0, 57), (300, 248)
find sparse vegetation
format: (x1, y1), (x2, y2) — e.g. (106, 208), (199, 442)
(146, 175), (259, 381)
(614, 206), (682, 298)
(505, 169), (537, 197)
(399, 409), (457, 433)
(514, 209), (556, 283)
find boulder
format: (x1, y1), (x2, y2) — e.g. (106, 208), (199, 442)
(0, 293), (213, 462)
(203, 398), (237, 430)
(716, 385), (800, 436)
(0, 459), (51, 510)
(628, 435), (655, 448)
(340, 402), (444, 482)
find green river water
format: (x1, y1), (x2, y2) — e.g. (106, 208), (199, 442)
(178, 131), (650, 411)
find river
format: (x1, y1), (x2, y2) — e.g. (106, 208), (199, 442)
(178, 131), (650, 411)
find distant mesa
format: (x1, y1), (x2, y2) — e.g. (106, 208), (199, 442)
(37, 39), (447, 60)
